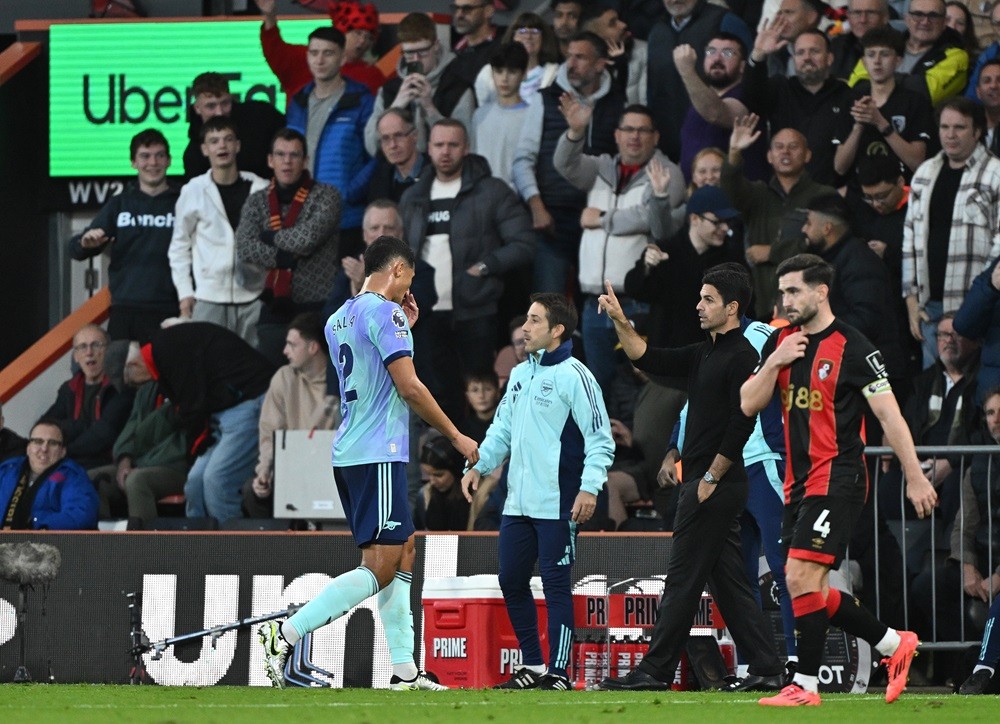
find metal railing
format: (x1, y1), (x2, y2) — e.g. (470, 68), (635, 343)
(865, 444), (997, 650)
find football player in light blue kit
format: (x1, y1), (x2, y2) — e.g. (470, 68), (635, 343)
(462, 293), (615, 690)
(259, 235), (479, 689)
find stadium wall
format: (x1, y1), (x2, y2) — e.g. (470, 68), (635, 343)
(0, 532), (675, 686)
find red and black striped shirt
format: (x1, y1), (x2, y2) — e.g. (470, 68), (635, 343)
(757, 318), (891, 506)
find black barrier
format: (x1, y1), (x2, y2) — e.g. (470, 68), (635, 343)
(0, 532), (675, 685)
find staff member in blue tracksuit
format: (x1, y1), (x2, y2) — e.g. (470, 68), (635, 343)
(462, 293), (614, 691)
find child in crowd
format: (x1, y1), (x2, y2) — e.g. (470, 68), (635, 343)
(472, 43), (531, 189)
(458, 370), (502, 443)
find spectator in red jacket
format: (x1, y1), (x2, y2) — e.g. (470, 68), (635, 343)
(256, 0), (386, 98)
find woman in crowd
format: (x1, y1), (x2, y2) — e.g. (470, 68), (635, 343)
(474, 12), (560, 106)
(413, 434), (472, 531)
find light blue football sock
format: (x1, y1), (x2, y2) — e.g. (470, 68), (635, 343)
(378, 570), (415, 667)
(287, 566), (380, 640)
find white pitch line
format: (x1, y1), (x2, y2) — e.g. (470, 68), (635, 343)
(0, 695), (963, 711)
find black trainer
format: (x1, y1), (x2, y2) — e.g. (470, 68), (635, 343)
(537, 673), (572, 690)
(723, 672), (784, 692)
(958, 669), (994, 695)
(494, 667), (543, 690)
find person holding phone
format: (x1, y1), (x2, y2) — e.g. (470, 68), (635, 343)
(364, 13), (476, 158)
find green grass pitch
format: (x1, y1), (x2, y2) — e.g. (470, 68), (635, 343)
(0, 686), (994, 723)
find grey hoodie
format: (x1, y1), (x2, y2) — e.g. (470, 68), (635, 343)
(363, 48), (476, 156)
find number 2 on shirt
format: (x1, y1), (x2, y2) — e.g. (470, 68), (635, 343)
(339, 343), (358, 402)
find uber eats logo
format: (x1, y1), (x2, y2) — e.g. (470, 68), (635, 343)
(81, 72), (277, 125)
(49, 19), (327, 177)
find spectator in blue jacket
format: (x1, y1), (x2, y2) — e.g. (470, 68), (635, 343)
(964, 1), (1000, 100)
(0, 419), (99, 530)
(286, 26), (375, 261)
(954, 255), (1000, 404)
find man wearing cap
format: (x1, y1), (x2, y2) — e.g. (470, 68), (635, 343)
(802, 194), (908, 383)
(622, 185), (746, 498)
(256, 0), (385, 97)
(553, 98), (685, 392)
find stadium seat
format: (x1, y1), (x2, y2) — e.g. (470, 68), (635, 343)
(156, 494), (186, 517)
(219, 518), (290, 531)
(145, 516), (219, 531)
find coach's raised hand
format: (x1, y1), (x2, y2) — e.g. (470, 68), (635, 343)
(599, 279), (647, 361)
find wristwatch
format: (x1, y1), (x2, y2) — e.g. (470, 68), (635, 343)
(880, 124), (894, 137)
(476, 262), (489, 276)
(703, 471), (719, 485)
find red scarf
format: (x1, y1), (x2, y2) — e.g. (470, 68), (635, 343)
(267, 172), (314, 231)
(265, 173), (314, 301)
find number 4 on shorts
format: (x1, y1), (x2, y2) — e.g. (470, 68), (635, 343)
(813, 509), (831, 538)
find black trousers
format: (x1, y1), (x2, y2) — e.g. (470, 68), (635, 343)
(638, 477), (784, 680)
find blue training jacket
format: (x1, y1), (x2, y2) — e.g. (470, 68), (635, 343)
(473, 340), (614, 520)
(286, 78), (375, 230)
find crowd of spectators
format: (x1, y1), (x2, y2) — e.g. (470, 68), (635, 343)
(4, 0), (1000, 687)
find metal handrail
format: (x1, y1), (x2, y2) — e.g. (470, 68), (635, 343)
(863, 444), (998, 650)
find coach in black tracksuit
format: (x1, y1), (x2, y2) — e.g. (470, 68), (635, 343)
(595, 264), (785, 691)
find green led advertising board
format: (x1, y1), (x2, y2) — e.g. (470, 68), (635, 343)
(49, 19), (328, 177)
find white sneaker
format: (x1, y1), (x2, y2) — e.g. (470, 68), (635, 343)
(258, 621), (289, 689)
(389, 671), (449, 690)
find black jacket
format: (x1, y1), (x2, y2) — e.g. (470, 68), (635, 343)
(818, 234), (907, 382)
(399, 155), (537, 322)
(743, 61), (852, 187)
(183, 101), (285, 180)
(368, 153), (430, 203)
(148, 323), (276, 436)
(44, 373), (134, 469)
(624, 227), (744, 388)
(903, 358), (979, 452)
(68, 183), (181, 313)
(633, 327), (757, 482)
